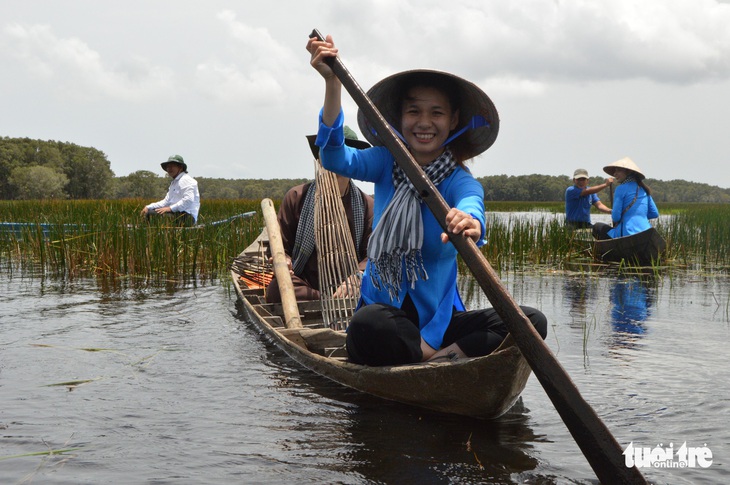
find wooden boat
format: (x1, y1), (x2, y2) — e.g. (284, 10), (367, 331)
(593, 227), (666, 266)
(229, 229), (533, 419)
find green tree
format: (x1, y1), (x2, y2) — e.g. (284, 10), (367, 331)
(0, 139), (25, 199)
(8, 165), (69, 199)
(0, 137), (115, 200)
(60, 144), (115, 199)
(115, 170), (166, 198)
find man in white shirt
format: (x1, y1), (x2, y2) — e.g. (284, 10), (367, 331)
(141, 155), (200, 226)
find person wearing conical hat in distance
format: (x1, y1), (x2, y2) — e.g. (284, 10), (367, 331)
(592, 157), (659, 240)
(265, 128), (375, 304)
(565, 168), (613, 229)
(141, 155), (200, 226)
(307, 34), (548, 366)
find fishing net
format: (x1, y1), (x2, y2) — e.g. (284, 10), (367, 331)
(313, 160), (361, 330)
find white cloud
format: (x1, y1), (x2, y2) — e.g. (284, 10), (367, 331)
(3, 23), (176, 101)
(1, 0), (729, 187)
(323, 0), (730, 86)
(193, 10), (303, 104)
(194, 62), (284, 104)
(216, 10), (297, 69)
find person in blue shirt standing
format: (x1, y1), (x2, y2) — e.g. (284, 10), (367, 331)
(592, 157), (659, 239)
(564, 168), (613, 229)
(307, 34), (547, 366)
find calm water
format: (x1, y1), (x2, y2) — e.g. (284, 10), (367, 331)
(1, 266), (728, 484)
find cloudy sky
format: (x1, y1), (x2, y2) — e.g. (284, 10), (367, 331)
(2, 0), (729, 188)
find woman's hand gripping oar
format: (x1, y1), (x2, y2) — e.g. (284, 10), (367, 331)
(307, 29), (646, 484)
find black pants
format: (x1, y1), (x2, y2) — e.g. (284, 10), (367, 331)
(566, 220), (592, 229)
(592, 222), (612, 240)
(346, 300), (548, 366)
(146, 211), (195, 227)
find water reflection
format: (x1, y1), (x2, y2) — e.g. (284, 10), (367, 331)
(257, 341), (543, 483)
(562, 276), (603, 332)
(5, 267), (729, 484)
(608, 276), (656, 351)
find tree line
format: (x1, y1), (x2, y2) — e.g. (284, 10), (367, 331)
(2, 137), (729, 203)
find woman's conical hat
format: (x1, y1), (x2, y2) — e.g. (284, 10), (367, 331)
(603, 157), (645, 180)
(356, 69), (499, 161)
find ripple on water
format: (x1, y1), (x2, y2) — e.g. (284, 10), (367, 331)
(1, 271), (729, 484)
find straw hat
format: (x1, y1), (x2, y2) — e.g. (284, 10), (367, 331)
(161, 154), (187, 173)
(603, 157), (645, 180)
(356, 69), (500, 160)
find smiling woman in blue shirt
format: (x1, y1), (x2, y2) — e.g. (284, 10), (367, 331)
(307, 34), (547, 366)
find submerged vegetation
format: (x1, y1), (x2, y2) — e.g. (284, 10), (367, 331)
(1, 200), (729, 285)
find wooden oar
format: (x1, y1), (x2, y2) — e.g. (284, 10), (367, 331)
(609, 180), (614, 207)
(309, 29), (646, 484)
(261, 198), (302, 329)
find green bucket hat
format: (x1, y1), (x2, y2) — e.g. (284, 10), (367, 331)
(161, 154), (187, 173)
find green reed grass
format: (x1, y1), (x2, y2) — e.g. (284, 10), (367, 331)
(466, 202), (730, 274)
(0, 199), (263, 284)
(3, 200), (728, 281)
(656, 203), (730, 271)
(477, 208), (582, 273)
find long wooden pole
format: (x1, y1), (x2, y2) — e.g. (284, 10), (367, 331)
(261, 198), (302, 329)
(309, 29), (646, 484)
(609, 181), (615, 207)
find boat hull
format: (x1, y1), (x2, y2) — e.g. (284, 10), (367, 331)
(230, 234), (532, 419)
(594, 228), (666, 266)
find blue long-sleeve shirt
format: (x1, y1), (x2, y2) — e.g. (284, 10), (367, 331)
(315, 109), (486, 350)
(609, 181), (659, 238)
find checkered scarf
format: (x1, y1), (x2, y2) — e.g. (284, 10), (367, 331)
(292, 181), (365, 276)
(367, 149), (457, 301)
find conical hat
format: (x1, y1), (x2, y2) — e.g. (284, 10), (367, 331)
(603, 157), (645, 180)
(356, 69), (499, 161)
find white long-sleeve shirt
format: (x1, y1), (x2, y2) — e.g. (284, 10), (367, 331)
(145, 172), (200, 223)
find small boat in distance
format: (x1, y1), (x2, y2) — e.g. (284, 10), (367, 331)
(230, 230), (533, 419)
(593, 227), (667, 266)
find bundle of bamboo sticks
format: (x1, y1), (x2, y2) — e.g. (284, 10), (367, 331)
(230, 254), (273, 289)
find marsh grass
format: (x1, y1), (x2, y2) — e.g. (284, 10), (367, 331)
(0, 199), (263, 284)
(656, 204), (730, 271)
(465, 202), (730, 275)
(3, 200), (728, 282)
(476, 206), (589, 273)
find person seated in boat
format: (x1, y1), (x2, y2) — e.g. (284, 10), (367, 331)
(307, 34), (548, 366)
(592, 157), (659, 240)
(265, 130), (375, 304)
(564, 168), (613, 229)
(141, 155), (200, 226)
